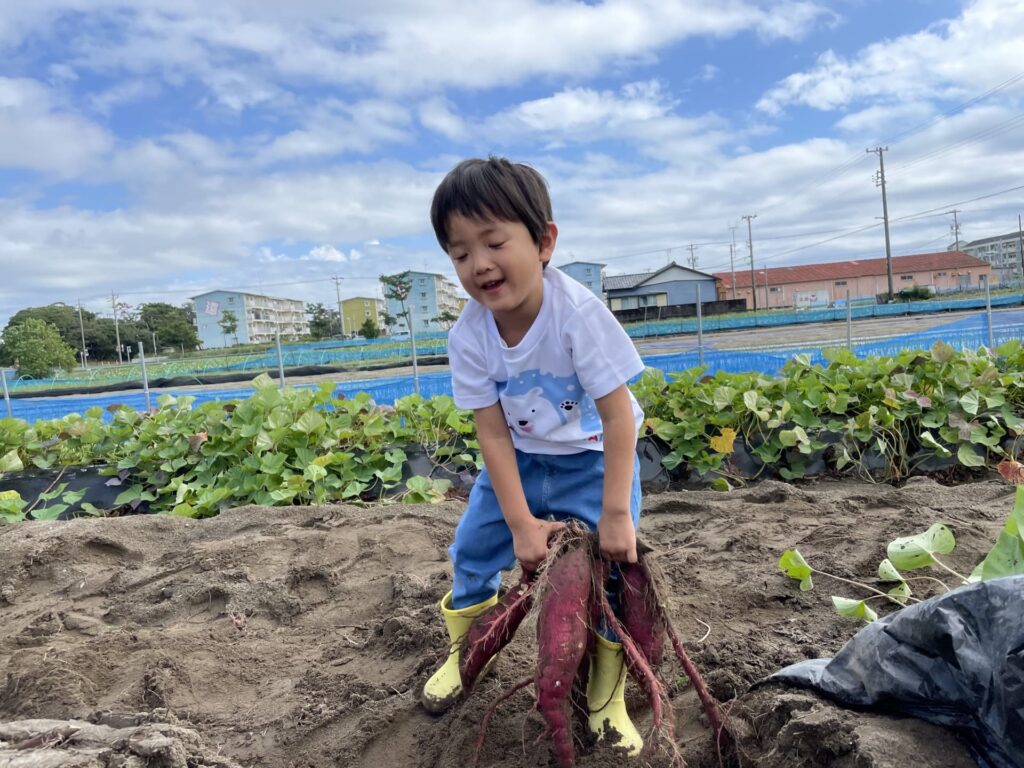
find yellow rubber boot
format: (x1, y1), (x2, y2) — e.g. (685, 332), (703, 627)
(420, 590), (498, 714)
(587, 635), (643, 756)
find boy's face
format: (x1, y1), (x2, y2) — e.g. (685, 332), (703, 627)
(446, 213), (557, 328)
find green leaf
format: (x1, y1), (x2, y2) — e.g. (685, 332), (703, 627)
(957, 443), (985, 467)
(260, 452), (288, 475)
(919, 431), (952, 457)
(294, 410), (326, 435)
(958, 391), (980, 416)
(0, 489), (27, 523)
(169, 503), (198, 518)
(877, 558), (903, 582)
(970, 486), (1024, 582)
(778, 549), (814, 591)
(31, 503), (68, 521)
(304, 463), (327, 482)
(831, 595), (878, 623)
(887, 523), (956, 570)
(887, 582), (912, 605)
(709, 477), (732, 492)
(930, 340), (955, 362)
(0, 449), (23, 474)
(114, 486), (143, 506)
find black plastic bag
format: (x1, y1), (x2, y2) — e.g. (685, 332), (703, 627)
(771, 575), (1024, 768)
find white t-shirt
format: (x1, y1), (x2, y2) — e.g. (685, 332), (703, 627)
(448, 266), (645, 455)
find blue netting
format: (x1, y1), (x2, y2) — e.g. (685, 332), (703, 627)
(6, 309), (1024, 423)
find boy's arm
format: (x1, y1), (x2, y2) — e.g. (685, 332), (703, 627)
(474, 403), (564, 570)
(594, 384), (638, 563)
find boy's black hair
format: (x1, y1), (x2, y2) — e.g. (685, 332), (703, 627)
(430, 156), (553, 251)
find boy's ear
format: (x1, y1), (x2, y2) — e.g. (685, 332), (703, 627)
(539, 222), (558, 264)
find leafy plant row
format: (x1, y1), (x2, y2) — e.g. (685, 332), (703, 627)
(2, 340), (1024, 523)
(634, 340), (1024, 488)
(1, 375), (476, 522)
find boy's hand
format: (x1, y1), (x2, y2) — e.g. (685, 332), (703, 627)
(597, 510), (638, 563)
(511, 518), (566, 571)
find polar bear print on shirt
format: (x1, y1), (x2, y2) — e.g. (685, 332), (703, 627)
(497, 369), (602, 440)
(502, 387), (565, 436)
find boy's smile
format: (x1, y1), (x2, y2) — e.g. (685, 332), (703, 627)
(446, 213), (558, 342)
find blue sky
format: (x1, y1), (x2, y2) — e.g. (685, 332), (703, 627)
(2, 0), (1023, 328)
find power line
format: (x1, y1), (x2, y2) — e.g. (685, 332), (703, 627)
(884, 69), (1024, 148)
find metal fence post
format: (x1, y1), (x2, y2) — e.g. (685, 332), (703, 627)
(408, 304), (420, 396)
(276, 328), (286, 388)
(138, 343), (152, 412)
(1, 370), (11, 419)
(984, 275), (994, 349)
(846, 289), (852, 349)
(695, 284), (704, 367)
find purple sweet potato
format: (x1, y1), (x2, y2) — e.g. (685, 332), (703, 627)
(459, 571), (536, 694)
(535, 545), (593, 768)
(619, 560), (666, 670)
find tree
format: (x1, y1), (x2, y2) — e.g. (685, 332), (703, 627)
(7, 304), (85, 352)
(306, 303), (338, 340)
(138, 302), (199, 352)
(219, 310), (239, 346)
(380, 272), (413, 333)
(432, 309), (461, 331)
(1, 318), (77, 378)
(380, 270), (420, 392)
(359, 317), (381, 339)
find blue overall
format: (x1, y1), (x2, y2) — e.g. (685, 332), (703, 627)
(450, 448), (642, 609)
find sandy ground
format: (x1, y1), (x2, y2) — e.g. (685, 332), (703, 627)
(1, 476), (1012, 767)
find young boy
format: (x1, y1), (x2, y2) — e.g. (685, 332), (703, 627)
(421, 157), (646, 755)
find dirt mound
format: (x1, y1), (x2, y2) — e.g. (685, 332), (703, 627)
(0, 477), (1011, 767)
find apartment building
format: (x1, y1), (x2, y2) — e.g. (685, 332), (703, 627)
(191, 290), (310, 348)
(960, 230), (1024, 283)
(560, 261), (606, 299)
(381, 271), (463, 335)
(341, 296), (386, 336)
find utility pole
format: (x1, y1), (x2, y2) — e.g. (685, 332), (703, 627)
(332, 275), (344, 337)
(111, 291), (123, 363)
(77, 300), (89, 370)
(763, 266), (770, 309)
(948, 209), (962, 251)
(729, 225), (737, 299)
(742, 214), (757, 311)
(867, 146), (894, 301)
(686, 244), (698, 269)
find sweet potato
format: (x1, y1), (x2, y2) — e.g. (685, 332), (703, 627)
(459, 570), (536, 694)
(619, 560), (666, 670)
(535, 545), (593, 768)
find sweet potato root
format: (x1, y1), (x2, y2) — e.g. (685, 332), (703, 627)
(619, 560), (667, 670)
(459, 570), (537, 694)
(535, 544), (593, 768)
(464, 530), (730, 768)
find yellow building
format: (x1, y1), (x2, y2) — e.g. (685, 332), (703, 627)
(341, 296), (386, 336)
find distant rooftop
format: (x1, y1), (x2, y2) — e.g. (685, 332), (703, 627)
(712, 251), (988, 290)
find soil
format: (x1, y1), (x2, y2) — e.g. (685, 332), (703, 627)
(0, 476), (1012, 768)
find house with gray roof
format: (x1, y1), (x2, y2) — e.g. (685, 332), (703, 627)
(605, 262), (719, 313)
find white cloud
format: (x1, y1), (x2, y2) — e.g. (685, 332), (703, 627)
(88, 78), (157, 115)
(483, 81), (677, 142)
(418, 97), (467, 141)
(0, 77), (112, 175)
(255, 99), (412, 165)
(757, 0), (1024, 115)
(2, 1), (832, 97)
(303, 245), (346, 262)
